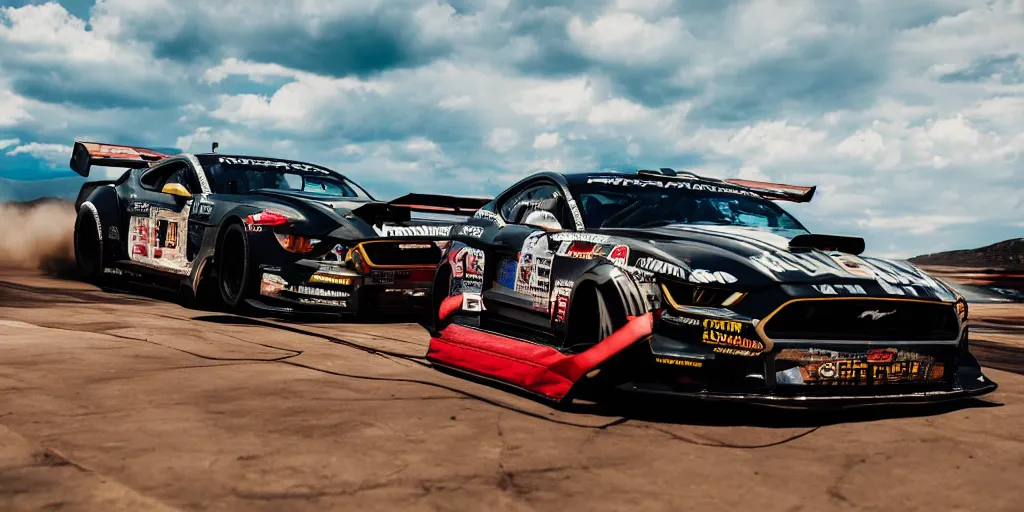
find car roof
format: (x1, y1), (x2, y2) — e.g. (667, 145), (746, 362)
(559, 168), (725, 186)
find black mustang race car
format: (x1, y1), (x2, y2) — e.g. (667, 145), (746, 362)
(426, 168), (998, 406)
(70, 141), (486, 315)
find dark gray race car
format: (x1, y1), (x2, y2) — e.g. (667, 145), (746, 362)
(424, 168), (997, 406)
(70, 141), (487, 315)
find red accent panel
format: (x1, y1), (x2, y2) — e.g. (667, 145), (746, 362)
(427, 312), (654, 401)
(438, 294), (463, 321)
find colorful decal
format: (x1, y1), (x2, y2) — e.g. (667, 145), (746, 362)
(607, 245), (630, 266)
(549, 279), (573, 326)
(559, 241), (598, 259)
(128, 203), (191, 275)
(298, 297), (347, 307)
(775, 348), (946, 386)
(713, 346), (760, 357)
(127, 201), (149, 214)
(661, 313), (701, 327)
(455, 225), (485, 238)
(514, 231), (554, 308)
(373, 223), (452, 237)
(654, 357), (703, 368)
(829, 253), (873, 278)
(701, 319), (764, 353)
(260, 273), (287, 296)
(550, 232), (611, 243)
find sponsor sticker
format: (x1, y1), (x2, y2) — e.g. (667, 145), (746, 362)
(373, 223), (452, 238)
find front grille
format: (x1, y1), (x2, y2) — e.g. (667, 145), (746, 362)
(359, 241), (442, 267)
(762, 299), (959, 342)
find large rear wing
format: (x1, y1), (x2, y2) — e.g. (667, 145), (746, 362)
(69, 141), (170, 178)
(388, 193), (492, 215)
(724, 178), (816, 203)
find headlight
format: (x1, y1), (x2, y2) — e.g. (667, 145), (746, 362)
(660, 281), (746, 309)
(350, 246), (367, 273)
(956, 297), (968, 322)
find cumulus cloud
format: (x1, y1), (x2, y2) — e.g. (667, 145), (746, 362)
(0, 0), (1022, 257)
(6, 142), (73, 166)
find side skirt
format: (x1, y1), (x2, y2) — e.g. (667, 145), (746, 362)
(427, 313), (654, 402)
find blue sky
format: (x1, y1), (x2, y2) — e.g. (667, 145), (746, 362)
(0, 0), (1021, 258)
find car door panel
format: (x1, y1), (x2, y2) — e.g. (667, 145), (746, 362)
(123, 162), (199, 277)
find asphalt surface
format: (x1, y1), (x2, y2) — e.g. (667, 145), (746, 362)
(1, 268), (1023, 511)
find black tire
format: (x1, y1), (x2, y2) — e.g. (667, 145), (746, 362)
(561, 285), (628, 405)
(564, 284), (625, 353)
(217, 223), (253, 310)
(73, 207), (105, 283)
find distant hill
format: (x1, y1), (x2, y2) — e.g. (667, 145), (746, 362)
(0, 176), (85, 203)
(910, 238), (1024, 270)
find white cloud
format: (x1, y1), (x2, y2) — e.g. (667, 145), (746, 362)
(486, 128), (519, 153)
(0, 88), (31, 126)
(683, 121), (829, 165)
(5, 142), (72, 166)
(0, 138), (19, 150)
(587, 98), (650, 125)
(0, 0), (1021, 257)
(568, 12), (690, 66)
(532, 132), (561, 150)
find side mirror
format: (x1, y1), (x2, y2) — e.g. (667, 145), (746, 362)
(162, 183), (192, 198)
(523, 210), (562, 232)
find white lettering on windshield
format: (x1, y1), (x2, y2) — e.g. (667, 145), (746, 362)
(586, 177), (759, 197)
(217, 157), (331, 174)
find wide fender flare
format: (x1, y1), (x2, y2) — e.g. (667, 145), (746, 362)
(79, 184), (122, 262)
(566, 263), (649, 327)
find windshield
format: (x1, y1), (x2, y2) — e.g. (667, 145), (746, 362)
(571, 177), (808, 232)
(197, 155), (372, 199)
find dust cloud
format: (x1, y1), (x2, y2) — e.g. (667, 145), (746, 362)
(0, 200), (77, 274)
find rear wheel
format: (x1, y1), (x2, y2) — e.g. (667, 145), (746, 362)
(73, 207), (104, 283)
(217, 223), (253, 310)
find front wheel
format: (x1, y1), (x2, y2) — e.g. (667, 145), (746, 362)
(561, 284), (628, 404)
(217, 223), (253, 310)
(73, 207), (105, 283)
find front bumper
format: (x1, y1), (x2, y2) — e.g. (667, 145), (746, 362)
(254, 262), (432, 314)
(617, 363), (997, 408)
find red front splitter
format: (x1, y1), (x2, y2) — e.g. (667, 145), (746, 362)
(427, 313), (654, 402)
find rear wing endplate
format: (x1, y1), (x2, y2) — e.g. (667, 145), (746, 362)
(724, 178), (816, 203)
(69, 141), (170, 178)
(388, 193), (492, 215)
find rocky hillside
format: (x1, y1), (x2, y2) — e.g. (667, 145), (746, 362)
(910, 238), (1024, 270)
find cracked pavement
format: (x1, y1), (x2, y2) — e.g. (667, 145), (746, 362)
(1, 268), (1022, 511)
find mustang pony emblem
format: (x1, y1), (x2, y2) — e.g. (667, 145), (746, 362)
(859, 309), (896, 320)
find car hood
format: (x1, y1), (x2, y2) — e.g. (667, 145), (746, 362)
(598, 224), (958, 301)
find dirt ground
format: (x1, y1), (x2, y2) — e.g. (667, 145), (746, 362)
(1, 268), (1023, 511)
